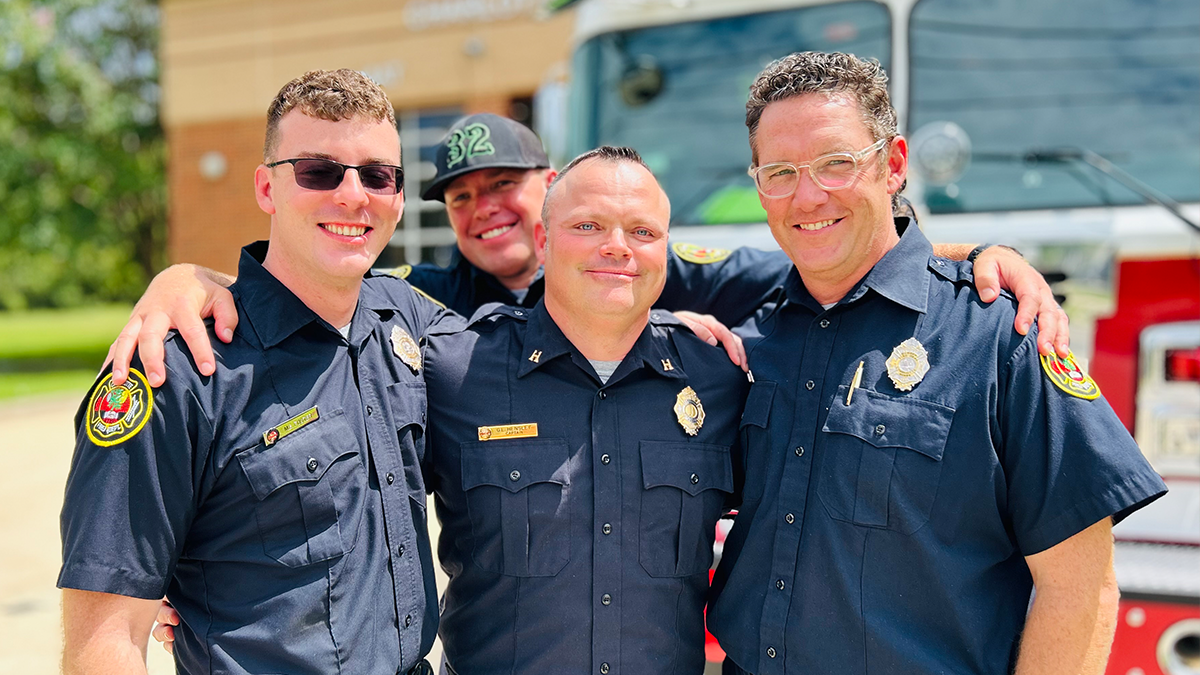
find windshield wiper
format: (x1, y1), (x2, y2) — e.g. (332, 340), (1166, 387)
(1025, 147), (1200, 234)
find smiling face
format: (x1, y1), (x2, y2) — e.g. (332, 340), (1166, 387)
(539, 159), (669, 322)
(755, 93), (907, 301)
(442, 167), (552, 290)
(255, 110), (402, 288)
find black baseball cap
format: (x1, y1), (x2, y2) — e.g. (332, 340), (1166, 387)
(421, 113), (551, 202)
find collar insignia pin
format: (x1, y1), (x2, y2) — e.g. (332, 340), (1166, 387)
(886, 337), (930, 391)
(528, 349), (542, 363)
(662, 359), (674, 371)
(391, 326), (421, 373)
(674, 386), (705, 436)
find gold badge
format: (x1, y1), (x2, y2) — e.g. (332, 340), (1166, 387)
(478, 423), (538, 441)
(672, 242), (732, 264)
(661, 359), (674, 371)
(886, 338), (930, 392)
(1040, 350), (1101, 400)
(86, 369), (154, 447)
(263, 406), (320, 448)
(674, 386), (705, 436)
(391, 326), (421, 373)
(528, 349), (542, 363)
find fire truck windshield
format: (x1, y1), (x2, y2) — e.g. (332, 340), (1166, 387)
(909, 0), (1200, 215)
(569, 0), (1199, 225)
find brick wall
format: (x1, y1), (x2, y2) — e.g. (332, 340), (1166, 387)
(167, 117), (270, 275)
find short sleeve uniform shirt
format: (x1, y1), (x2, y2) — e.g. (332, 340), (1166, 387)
(708, 222), (1166, 675)
(59, 244), (450, 674)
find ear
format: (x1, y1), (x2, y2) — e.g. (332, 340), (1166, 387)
(885, 136), (908, 195)
(542, 169), (557, 189)
(255, 165), (277, 215)
(533, 219), (547, 255)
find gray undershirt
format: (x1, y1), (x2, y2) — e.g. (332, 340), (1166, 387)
(588, 359), (622, 384)
(338, 323), (351, 339)
(511, 288), (529, 304)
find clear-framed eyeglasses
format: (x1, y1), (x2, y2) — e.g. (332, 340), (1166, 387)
(748, 137), (890, 198)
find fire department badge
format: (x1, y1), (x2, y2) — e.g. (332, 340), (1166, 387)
(1040, 350), (1101, 400)
(672, 242), (732, 264)
(886, 337), (930, 392)
(391, 325), (422, 373)
(85, 369), (153, 447)
(674, 386), (705, 436)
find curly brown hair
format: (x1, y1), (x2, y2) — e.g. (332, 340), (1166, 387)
(263, 69), (396, 161)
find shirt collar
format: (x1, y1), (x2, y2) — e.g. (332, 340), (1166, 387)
(783, 216), (931, 314)
(234, 241), (390, 349)
(454, 246), (546, 303)
(516, 302), (687, 382)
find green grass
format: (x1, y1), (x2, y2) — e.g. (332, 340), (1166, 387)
(0, 304), (132, 400)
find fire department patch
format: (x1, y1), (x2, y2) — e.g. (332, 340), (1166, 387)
(1040, 350), (1101, 400)
(384, 264), (412, 280)
(86, 369), (153, 447)
(672, 242), (732, 264)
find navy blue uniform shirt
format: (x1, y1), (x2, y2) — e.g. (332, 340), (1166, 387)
(709, 222), (1166, 675)
(423, 302), (750, 675)
(60, 244), (451, 674)
(386, 242), (792, 328)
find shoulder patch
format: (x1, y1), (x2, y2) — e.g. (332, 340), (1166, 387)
(1040, 350), (1101, 400)
(86, 369), (154, 447)
(673, 242), (732, 264)
(384, 264), (413, 280)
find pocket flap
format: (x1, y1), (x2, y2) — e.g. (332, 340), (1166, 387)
(740, 381), (776, 429)
(823, 388), (954, 461)
(640, 441), (733, 496)
(461, 437), (571, 493)
(238, 410), (359, 500)
(386, 381), (427, 430)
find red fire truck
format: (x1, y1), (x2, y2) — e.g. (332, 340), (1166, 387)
(545, 0), (1200, 672)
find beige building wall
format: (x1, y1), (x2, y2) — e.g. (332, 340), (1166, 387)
(162, 0), (575, 273)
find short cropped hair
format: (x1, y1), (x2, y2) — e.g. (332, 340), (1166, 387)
(746, 51), (902, 205)
(263, 69), (396, 161)
(541, 146), (651, 224)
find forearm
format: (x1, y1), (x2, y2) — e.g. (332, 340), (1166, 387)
(931, 243), (976, 261)
(62, 637), (151, 675)
(62, 589), (157, 675)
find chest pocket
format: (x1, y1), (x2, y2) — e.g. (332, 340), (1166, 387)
(639, 441), (733, 577)
(461, 438), (571, 577)
(238, 409), (366, 567)
(817, 388), (954, 534)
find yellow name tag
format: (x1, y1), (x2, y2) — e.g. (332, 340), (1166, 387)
(263, 406), (320, 447)
(478, 423), (538, 441)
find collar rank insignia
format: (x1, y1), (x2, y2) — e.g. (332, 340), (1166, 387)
(86, 369), (154, 447)
(391, 326), (422, 373)
(1040, 350), (1101, 400)
(263, 406), (319, 448)
(886, 337), (930, 392)
(674, 386), (705, 436)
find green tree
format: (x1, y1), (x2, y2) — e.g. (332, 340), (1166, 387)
(0, 0), (163, 310)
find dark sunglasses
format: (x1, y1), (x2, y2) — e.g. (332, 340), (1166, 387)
(265, 158), (404, 195)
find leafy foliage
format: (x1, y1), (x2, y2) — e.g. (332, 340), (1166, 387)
(0, 0), (163, 309)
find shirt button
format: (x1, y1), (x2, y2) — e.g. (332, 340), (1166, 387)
(602, 523), (612, 535)
(510, 470), (521, 482)
(795, 446), (805, 457)
(690, 473), (699, 485)
(397, 545), (405, 557)
(601, 454), (611, 465)
(819, 318), (830, 328)
(514, 310), (524, 316)
(777, 579), (786, 590)
(366, 405), (373, 415)
(601, 593), (612, 605)
(600, 664), (610, 675)
(767, 647), (777, 659)
(386, 472), (395, 485)
(598, 390), (608, 400)
(306, 457), (318, 473)
(784, 513), (795, 524)
(875, 424), (886, 435)
(805, 380), (815, 390)
(404, 614), (412, 627)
